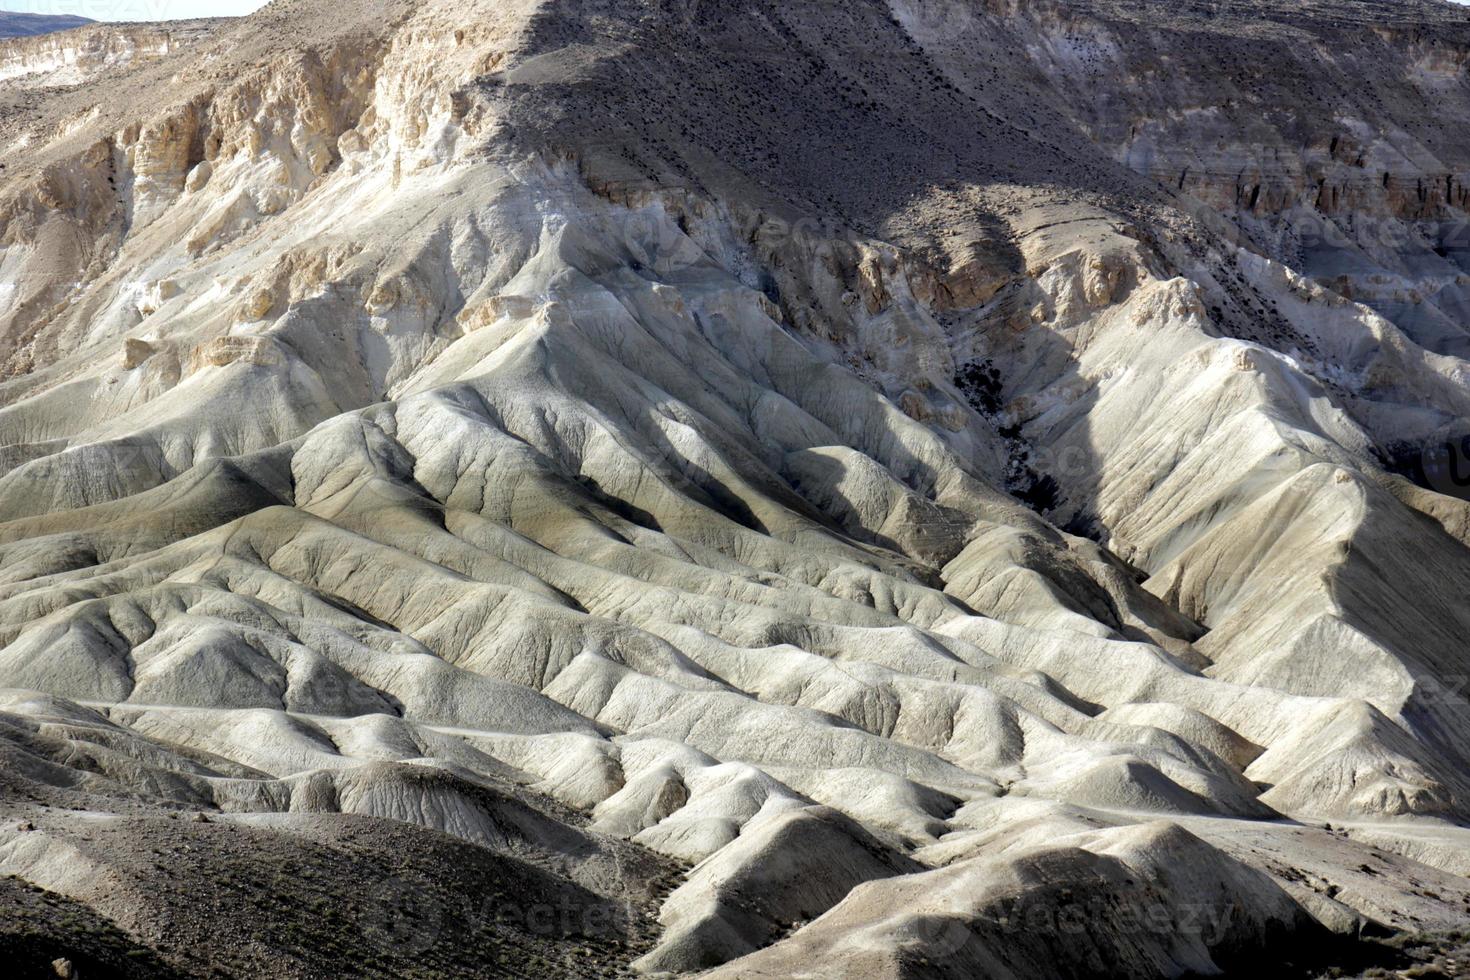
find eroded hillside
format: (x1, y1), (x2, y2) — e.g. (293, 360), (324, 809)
(1, 1), (1469, 977)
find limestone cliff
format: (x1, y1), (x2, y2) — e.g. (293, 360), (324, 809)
(0, 20), (216, 89)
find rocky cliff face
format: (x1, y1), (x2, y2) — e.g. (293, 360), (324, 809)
(0, 21), (216, 89)
(1, 1), (1469, 977)
(973, 0), (1470, 363)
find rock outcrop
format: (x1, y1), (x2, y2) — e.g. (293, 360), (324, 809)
(0, 21), (215, 89)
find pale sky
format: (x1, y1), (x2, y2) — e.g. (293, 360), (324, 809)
(6, 0), (268, 19)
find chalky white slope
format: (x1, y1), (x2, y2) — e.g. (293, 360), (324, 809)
(1, 0), (1469, 976)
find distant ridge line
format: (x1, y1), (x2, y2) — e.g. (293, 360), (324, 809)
(0, 10), (95, 40)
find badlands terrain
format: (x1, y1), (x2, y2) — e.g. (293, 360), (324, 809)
(1, 0), (1470, 976)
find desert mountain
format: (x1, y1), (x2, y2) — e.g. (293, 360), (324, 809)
(0, 11), (92, 40)
(1, 0), (1470, 977)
